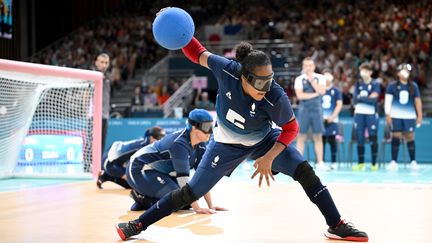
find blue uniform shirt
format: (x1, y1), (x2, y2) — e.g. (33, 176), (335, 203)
(104, 137), (151, 164)
(131, 129), (206, 177)
(207, 54), (294, 146)
(322, 87), (342, 123)
(354, 79), (381, 115)
(386, 80), (420, 119)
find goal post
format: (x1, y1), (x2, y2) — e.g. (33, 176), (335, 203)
(0, 59), (102, 179)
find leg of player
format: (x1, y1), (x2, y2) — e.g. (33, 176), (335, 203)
(322, 135), (327, 163)
(328, 135), (337, 169)
(353, 115), (366, 171)
(272, 144), (368, 242)
(368, 115), (378, 171)
(404, 131), (417, 170)
(388, 131), (402, 171)
(116, 167), (223, 240)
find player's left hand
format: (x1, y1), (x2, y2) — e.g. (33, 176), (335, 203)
(251, 156), (275, 187)
(416, 117), (422, 128)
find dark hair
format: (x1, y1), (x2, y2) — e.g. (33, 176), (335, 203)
(145, 126), (165, 140)
(235, 42), (271, 73)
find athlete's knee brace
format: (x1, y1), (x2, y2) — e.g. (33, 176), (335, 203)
(170, 184), (198, 208)
(293, 161), (321, 189)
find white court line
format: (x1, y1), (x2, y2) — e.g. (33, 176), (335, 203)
(173, 215), (212, 229)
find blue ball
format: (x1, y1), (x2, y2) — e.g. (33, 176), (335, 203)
(152, 7), (195, 50)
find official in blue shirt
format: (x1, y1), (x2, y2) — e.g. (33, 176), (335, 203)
(116, 9), (368, 242)
(385, 64), (423, 171)
(127, 109), (226, 213)
(96, 126), (166, 189)
(352, 63), (380, 171)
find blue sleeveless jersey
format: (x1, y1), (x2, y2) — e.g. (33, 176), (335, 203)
(386, 80), (420, 119)
(131, 129), (206, 177)
(207, 54), (294, 146)
(322, 87), (342, 122)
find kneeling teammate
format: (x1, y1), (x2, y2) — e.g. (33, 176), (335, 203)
(127, 109), (226, 213)
(97, 126), (166, 189)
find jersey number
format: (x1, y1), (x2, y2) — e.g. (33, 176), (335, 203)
(226, 109), (245, 129)
(322, 95), (332, 109)
(399, 90), (409, 105)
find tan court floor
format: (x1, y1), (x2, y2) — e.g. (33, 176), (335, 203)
(1, 179), (431, 243)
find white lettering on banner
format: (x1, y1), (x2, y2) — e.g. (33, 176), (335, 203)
(25, 148), (34, 162)
(42, 151), (59, 159)
(67, 147), (75, 161)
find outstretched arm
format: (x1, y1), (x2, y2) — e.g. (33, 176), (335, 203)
(181, 37), (213, 69)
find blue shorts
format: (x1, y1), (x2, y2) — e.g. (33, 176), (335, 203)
(297, 107), (324, 134)
(188, 129), (305, 198)
(354, 113), (378, 144)
(392, 118), (416, 133)
(323, 122), (338, 136)
(126, 162), (179, 199)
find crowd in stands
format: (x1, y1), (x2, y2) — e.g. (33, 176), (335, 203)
(30, 0), (431, 117)
(215, 0), (431, 112)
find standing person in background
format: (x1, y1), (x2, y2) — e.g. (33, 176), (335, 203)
(92, 53), (111, 160)
(294, 57), (327, 170)
(352, 63), (380, 171)
(195, 89), (215, 111)
(321, 70), (343, 170)
(385, 64), (422, 171)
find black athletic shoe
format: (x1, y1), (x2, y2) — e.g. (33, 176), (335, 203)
(325, 220), (368, 242)
(96, 170), (108, 189)
(116, 220), (144, 240)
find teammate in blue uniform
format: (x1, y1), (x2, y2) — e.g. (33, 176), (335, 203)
(96, 126), (166, 189)
(294, 57), (327, 170)
(352, 63), (380, 171)
(385, 64), (423, 171)
(321, 70), (343, 170)
(116, 10), (368, 242)
(126, 109), (227, 213)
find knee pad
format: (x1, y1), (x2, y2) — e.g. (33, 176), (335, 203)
(170, 184), (198, 208)
(293, 161), (321, 189)
(369, 135), (377, 143)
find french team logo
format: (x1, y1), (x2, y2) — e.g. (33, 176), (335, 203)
(211, 155), (220, 168)
(250, 103), (256, 117)
(226, 91), (232, 100)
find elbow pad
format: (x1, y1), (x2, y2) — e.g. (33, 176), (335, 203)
(181, 37), (207, 64)
(276, 118), (299, 146)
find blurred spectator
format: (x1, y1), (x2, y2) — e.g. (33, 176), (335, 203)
(131, 86), (144, 106)
(194, 89), (215, 111)
(142, 84), (158, 109)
